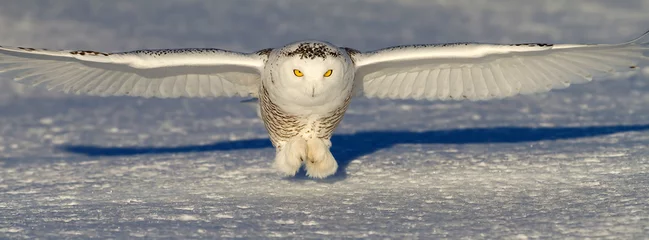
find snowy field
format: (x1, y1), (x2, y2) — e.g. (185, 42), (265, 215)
(2, 0), (649, 238)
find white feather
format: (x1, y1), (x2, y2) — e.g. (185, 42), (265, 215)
(0, 46), (267, 98)
(352, 30), (649, 101)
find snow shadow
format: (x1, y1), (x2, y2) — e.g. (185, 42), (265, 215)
(60, 124), (649, 178)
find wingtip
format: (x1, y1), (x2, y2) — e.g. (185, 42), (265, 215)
(626, 29), (649, 44)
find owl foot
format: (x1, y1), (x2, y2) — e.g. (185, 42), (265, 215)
(273, 138), (307, 177)
(304, 138), (338, 179)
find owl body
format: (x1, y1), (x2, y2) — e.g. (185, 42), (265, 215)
(258, 42), (355, 177)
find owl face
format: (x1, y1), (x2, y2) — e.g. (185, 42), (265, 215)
(282, 56), (346, 97)
(266, 41), (354, 103)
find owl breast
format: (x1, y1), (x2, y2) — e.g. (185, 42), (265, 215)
(259, 85), (351, 148)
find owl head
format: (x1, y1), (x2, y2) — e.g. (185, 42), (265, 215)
(264, 41), (355, 103)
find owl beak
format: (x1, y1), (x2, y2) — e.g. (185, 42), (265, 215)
(311, 87), (315, 97)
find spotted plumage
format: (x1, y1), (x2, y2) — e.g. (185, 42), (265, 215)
(284, 42), (340, 59)
(259, 85), (306, 148)
(18, 47), (37, 52)
(125, 48), (228, 56)
(342, 47), (361, 56)
(70, 50), (111, 56)
(2, 30), (649, 178)
(510, 43), (554, 47)
(256, 48), (273, 56)
(259, 84), (352, 148)
(316, 94), (351, 139)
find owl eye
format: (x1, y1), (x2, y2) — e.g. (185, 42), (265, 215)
(293, 69), (304, 77)
(324, 69), (333, 77)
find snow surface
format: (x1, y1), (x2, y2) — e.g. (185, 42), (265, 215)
(1, 0), (649, 238)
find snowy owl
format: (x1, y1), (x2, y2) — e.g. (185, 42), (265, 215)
(1, 31), (649, 178)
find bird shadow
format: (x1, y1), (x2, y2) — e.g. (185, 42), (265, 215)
(59, 124), (649, 181)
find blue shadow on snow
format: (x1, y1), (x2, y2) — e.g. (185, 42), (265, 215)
(59, 124), (649, 179)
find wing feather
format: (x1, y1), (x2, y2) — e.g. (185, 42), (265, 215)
(102, 72), (128, 96)
(389, 72), (407, 99)
(501, 64), (524, 94)
(208, 75), (222, 96)
(490, 63), (512, 97)
(461, 67), (474, 99)
(198, 74), (210, 98)
(481, 67), (501, 98)
(172, 75), (187, 98)
(365, 74), (385, 97)
(114, 73), (138, 96)
(86, 70), (115, 94)
(49, 69), (87, 92)
(523, 59), (557, 90)
(552, 54), (597, 79)
(220, 76), (238, 97)
(0, 45), (268, 98)
(471, 67), (488, 99)
(158, 76), (174, 97)
(449, 68), (463, 99)
(399, 71), (418, 99)
(377, 74), (396, 98)
(411, 69), (428, 99)
(185, 74), (200, 98)
(62, 68), (97, 93)
(352, 30), (649, 100)
(436, 68), (451, 100)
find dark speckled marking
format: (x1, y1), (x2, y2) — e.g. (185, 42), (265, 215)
(439, 42), (475, 47)
(342, 47), (361, 63)
(70, 50), (111, 56)
(256, 48), (273, 56)
(259, 85), (306, 147)
(125, 48), (227, 57)
(256, 48), (273, 64)
(375, 43), (475, 52)
(510, 43), (554, 47)
(342, 47), (360, 56)
(285, 42), (340, 60)
(18, 47), (37, 52)
(374, 42), (555, 53)
(630, 65), (637, 69)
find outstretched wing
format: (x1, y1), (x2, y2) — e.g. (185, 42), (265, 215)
(350, 31), (649, 101)
(0, 45), (270, 98)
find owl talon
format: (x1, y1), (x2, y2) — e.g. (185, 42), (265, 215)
(273, 138), (307, 176)
(304, 138), (338, 179)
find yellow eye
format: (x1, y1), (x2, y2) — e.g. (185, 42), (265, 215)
(324, 69), (333, 77)
(293, 69), (304, 77)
